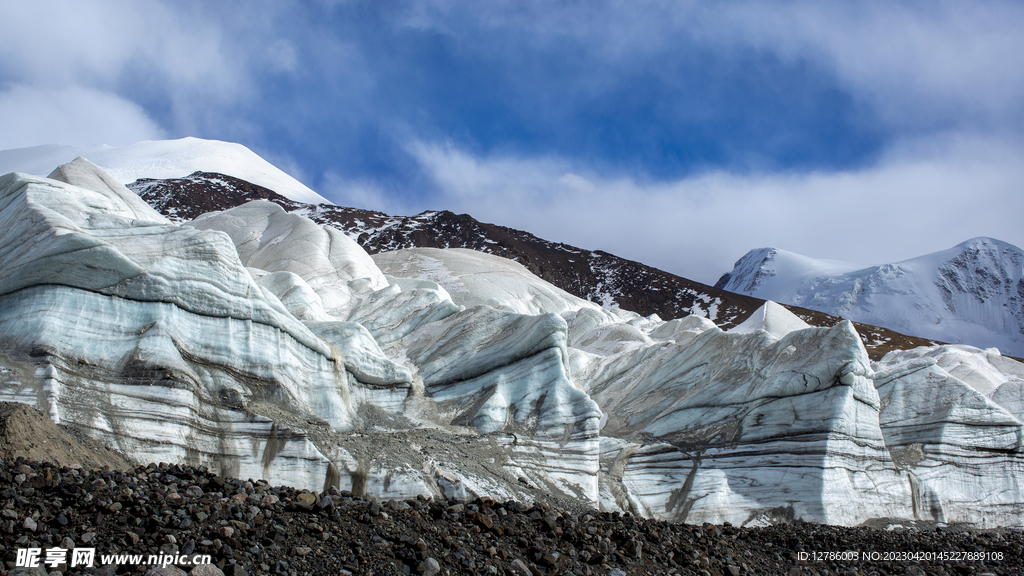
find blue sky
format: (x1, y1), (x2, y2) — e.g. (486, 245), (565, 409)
(2, 1), (1023, 283)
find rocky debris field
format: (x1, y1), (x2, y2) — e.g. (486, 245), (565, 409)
(0, 459), (1019, 576)
(0, 403), (134, 473)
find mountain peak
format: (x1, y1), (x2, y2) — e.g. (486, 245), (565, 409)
(0, 137), (330, 206)
(958, 236), (1013, 248)
(720, 238), (1024, 356)
(715, 247), (861, 294)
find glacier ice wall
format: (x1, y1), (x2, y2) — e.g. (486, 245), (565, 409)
(1, 160), (1023, 527)
(873, 345), (1024, 526)
(371, 247), (1024, 527)
(0, 162), (602, 505)
(577, 315), (909, 526)
(0, 162), (358, 488)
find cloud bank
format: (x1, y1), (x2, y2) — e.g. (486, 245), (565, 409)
(0, 86), (165, 150)
(2, 1), (1022, 282)
(406, 133), (1024, 283)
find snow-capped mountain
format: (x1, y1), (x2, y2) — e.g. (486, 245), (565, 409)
(2, 153), (1024, 527)
(0, 137), (329, 205)
(717, 239), (1024, 357)
(715, 247), (863, 296)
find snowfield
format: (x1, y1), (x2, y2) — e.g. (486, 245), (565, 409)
(0, 138), (329, 205)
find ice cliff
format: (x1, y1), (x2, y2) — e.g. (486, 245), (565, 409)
(1, 160), (1023, 527)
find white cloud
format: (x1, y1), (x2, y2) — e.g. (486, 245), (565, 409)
(0, 1), (250, 145)
(396, 1), (1024, 132)
(266, 40), (300, 73)
(707, 1), (1024, 129)
(0, 1), (240, 93)
(407, 133), (1024, 284)
(0, 85), (166, 149)
(322, 171), (396, 214)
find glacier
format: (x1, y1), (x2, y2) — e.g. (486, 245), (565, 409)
(1, 159), (1023, 527)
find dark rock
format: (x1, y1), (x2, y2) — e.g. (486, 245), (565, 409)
(0, 459), (1020, 576)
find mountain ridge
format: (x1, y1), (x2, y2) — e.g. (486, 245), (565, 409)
(128, 170), (945, 360)
(130, 171), (758, 327)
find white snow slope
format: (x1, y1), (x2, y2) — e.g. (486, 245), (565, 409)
(1, 157), (1023, 528)
(717, 239), (1024, 357)
(0, 138), (329, 205)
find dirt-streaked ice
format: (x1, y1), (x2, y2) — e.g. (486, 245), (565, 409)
(1, 160), (1023, 527)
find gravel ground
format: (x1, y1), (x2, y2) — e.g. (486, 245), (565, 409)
(0, 459), (1020, 576)
(0, 403), (134, 473)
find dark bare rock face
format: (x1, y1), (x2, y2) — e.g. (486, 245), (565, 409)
(128, 172), (941, 359)
(128, 172), (755, 327)
(129, 173), (308, 222)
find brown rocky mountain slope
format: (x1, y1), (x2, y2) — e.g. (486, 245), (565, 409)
(129, 172), (940, 359)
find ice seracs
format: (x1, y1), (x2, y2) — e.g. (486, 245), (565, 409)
(372, 247), (630, 321)
(873, 345), (1024, 526)
(191, 200), (388, 318)
(0, 162), (354, 487)
(581, 312), (907, 526)
(0, 160), (605, 505)
(1, 158), (1023, 527)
